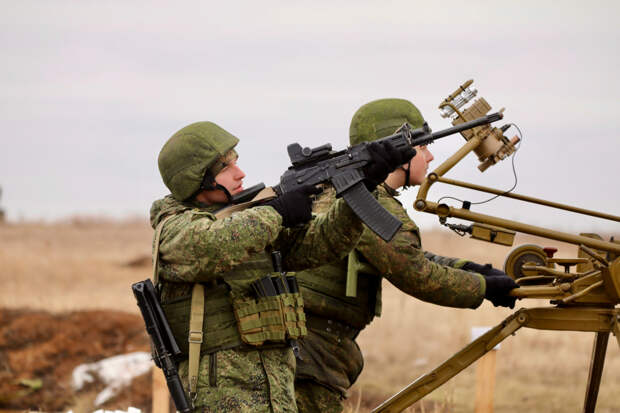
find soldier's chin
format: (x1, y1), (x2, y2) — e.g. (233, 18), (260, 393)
(231, 186), (244, 194)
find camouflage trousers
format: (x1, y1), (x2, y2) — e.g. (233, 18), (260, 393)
(178, 347), (297, 413)
(295, 379), (343, 413)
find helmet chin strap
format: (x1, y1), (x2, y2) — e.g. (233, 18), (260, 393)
(213, 183), (233, 203)
(400, 164), (411, 190)
(200, 172), (233, 203)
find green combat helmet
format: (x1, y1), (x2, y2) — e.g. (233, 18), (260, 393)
(350, 98), (425, 189)
(349, 98), (424, 145)
(158, 121), (239, 201)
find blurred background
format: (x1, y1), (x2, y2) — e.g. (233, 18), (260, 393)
(1, 0), (619, 230)
(1, 1), (619, 412)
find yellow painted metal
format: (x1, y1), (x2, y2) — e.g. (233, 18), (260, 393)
(372, 307), (619, 412)
(417, 201), (620, 254)
(372, 311), (526, 413)
(380, 79), (620, 413)
(433, 176), (620, 223)
(470, 223), (515, 246)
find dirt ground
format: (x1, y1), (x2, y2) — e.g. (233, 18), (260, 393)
(0, 304), (445, 413)
(0, 219), (619, 412)
(0, 308), (151, 411)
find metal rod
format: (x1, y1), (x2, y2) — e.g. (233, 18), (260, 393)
(562, 281), (604, 304)
(372, 311), (526, 413)
(416, 201), (620, 254)
(430, 136), (482, 178)
(434, 176), (620, 223)
(583, 332), (609, 413)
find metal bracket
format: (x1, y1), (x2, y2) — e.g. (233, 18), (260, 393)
(372, 306), (619, 413)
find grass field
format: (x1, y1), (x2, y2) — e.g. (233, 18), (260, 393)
(0, 219), (618, 412)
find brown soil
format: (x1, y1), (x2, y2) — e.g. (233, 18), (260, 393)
(0, 308), (151, 412)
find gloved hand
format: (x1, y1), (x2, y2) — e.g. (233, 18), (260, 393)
(462, 261), (505, 277)
(483, 274), (519, 308)
(363, 141), (416, 191)
(462, 261), (519, 308)
(264, 185), (322, 228)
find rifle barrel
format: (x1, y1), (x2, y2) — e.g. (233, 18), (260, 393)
(428, 112), (503, 141)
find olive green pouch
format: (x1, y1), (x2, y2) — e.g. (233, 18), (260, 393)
(280, 292), (307, 339)
(232, 295), (287, 345)
(231, 276), (307, 346)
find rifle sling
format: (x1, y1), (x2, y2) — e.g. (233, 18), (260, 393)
(152, 214), (176, 286)
(215, 187), (277, 219)
(188, 284), (205, 397)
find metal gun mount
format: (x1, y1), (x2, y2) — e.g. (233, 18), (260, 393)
(373, 80), (620, 413)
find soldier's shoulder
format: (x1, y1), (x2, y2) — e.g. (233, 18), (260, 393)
(376, 188), (418, 232)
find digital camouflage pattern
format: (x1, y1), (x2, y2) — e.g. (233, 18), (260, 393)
(295, 185), (485, 412)
(355, 185), (484, 307)
(150, 192), (364, 412)
(177, 347), (296, 412)
(295, 379), (344, 413)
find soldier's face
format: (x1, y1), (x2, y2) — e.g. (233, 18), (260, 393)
(202, 159), (246, 203)
(407, 145), (434, 186)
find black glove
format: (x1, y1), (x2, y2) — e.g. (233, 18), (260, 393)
(363, 141), (416, 191)
(482, 274), (519, 309)
(462, 261), (519, 308)
(264, 185), (322, 228)
(462, 261), (505, 277)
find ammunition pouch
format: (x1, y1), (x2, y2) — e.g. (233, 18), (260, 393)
(233, 277), (307, 346)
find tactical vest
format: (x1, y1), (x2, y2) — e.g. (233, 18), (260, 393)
(296, 255), (382, 330)
(160, 252), (273, 354)
(153, 211), (306, 356)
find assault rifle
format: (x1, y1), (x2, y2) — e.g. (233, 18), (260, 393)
(275, 113), (502, 241)
(229, 112), (503, 241)
(227, 113), (503, 241)
(132, 279), (192, 413)
(230, 114), (502, 240)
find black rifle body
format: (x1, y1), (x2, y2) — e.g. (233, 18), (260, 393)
(274, 113), (503, 241)
(132, 279), (192, 413)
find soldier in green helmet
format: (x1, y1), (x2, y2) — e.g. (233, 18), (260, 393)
(293, 99), (519, 413)
(150, 120), (411, 412)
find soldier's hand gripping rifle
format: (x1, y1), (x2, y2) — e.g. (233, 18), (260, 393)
(132, 279), (192, 413)
(273, 112), (503, 241)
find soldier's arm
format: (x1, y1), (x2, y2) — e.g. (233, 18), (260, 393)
(423, 251), (468, 268)
(357, 227), (485, 308)
(278, 192), (364, 271)
(158, 206), (283, 282)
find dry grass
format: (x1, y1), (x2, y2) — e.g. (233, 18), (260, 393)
(0, 218), (152, 311)
(0, 220), (618, 412)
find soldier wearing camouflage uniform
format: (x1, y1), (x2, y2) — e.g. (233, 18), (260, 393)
(294, 99), (519, 413)
(150, 121), (411, 412)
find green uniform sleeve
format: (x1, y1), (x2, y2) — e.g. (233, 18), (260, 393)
(158, 205), (283, 282)
(423, 251), (468, 268)
(356, 188), (485, 309)
(278, 195), (364, 271)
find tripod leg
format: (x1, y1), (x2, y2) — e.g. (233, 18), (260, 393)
(582, 331), (609, 413)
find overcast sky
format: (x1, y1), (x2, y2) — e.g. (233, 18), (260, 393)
(1, 1), (619, 233)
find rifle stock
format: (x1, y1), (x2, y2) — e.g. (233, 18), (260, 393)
(132, 279), (192, 413)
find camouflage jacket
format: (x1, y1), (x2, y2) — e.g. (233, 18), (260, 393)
(150, 194), (363, 302)
(149, 194), (363, 412)
(295, 184), (485, 395)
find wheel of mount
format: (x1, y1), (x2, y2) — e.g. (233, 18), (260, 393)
(503, 244), (547, 282)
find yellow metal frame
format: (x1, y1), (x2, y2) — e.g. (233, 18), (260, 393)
(414, 138), (620, 254)
(373, 123), (620, 412)
(373, 307), (620, 413)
